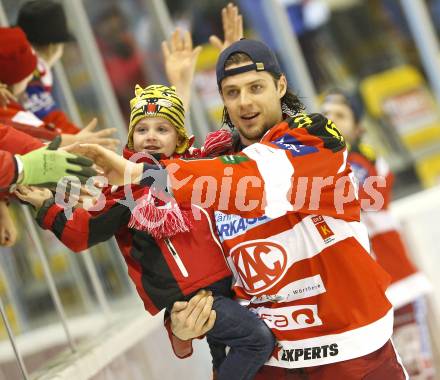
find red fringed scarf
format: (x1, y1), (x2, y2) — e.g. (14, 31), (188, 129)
(117, 130), (233, 239)
(108, 146), (193, 239)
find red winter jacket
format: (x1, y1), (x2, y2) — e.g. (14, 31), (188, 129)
(0, 102), (60, 142)
(36, 147), (232, 315)
(0, 123), (43, 192)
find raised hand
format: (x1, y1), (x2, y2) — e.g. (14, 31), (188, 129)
(209, 3), (243, 51)
(61, 118), (120, 150)
(0, 83), (17, 108)
(162, 28), (202, 110)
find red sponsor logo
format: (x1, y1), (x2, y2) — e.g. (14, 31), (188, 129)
(230, 240), (288, 295)
(256, 305), (323, 331)
(312, 216), (334, 241)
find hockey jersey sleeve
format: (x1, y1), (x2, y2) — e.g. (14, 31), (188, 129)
(163, 113), (359, 221)
(36, 197), (131, 252)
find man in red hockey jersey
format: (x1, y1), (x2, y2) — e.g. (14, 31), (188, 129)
(72, 39), (408, 379)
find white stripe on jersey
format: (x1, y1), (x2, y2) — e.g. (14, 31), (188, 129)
(264, 308), (394, 368)
(225, 215), (371, 295)
(243, 143), (294, 218)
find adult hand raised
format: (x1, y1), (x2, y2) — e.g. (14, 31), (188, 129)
(61, 118), (120, 151)
(209, 3), (243, 52)
(162, 29), (202, 111)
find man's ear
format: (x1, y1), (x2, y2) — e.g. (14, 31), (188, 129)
(277, 75), (287, 98)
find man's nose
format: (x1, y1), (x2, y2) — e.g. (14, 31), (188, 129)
(239, 90), (252, 107)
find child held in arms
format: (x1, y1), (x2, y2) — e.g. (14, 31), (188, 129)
(16, 84), (275, 380)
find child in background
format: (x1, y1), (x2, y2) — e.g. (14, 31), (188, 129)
(17, 0), (79, 135)
(321, 89), (434, 379)
(16, 84), (275, 380)
(16, 0), (117, 150)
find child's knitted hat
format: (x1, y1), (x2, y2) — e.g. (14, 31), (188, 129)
(128, 84), (189, 154)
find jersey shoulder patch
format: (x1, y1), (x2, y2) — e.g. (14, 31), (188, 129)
(288, 113), (345, 152)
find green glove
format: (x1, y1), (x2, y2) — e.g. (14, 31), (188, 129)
(16, 136), (97, 187)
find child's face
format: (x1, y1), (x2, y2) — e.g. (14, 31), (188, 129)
(49, 43), (64, 66)
(132, 117), (179, 157)
(321, 101), (361, 145)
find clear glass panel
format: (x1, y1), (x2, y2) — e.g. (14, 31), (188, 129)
(0, 0), (136, 376)
(0, 204), (76, 376)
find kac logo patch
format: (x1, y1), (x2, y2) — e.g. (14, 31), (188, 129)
(230, 240), (288, 294)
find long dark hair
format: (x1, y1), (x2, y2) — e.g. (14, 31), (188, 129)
(220, 52), (305, 129)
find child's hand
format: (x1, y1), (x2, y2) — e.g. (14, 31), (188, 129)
(0, 200), (17, 247)
(15, 186), (53, 210)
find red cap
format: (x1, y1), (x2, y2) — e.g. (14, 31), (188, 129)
(0, 27), (37, 86)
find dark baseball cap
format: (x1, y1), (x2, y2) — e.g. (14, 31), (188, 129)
(216, 39), (282, 89)
(17, 0), (75, 45)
